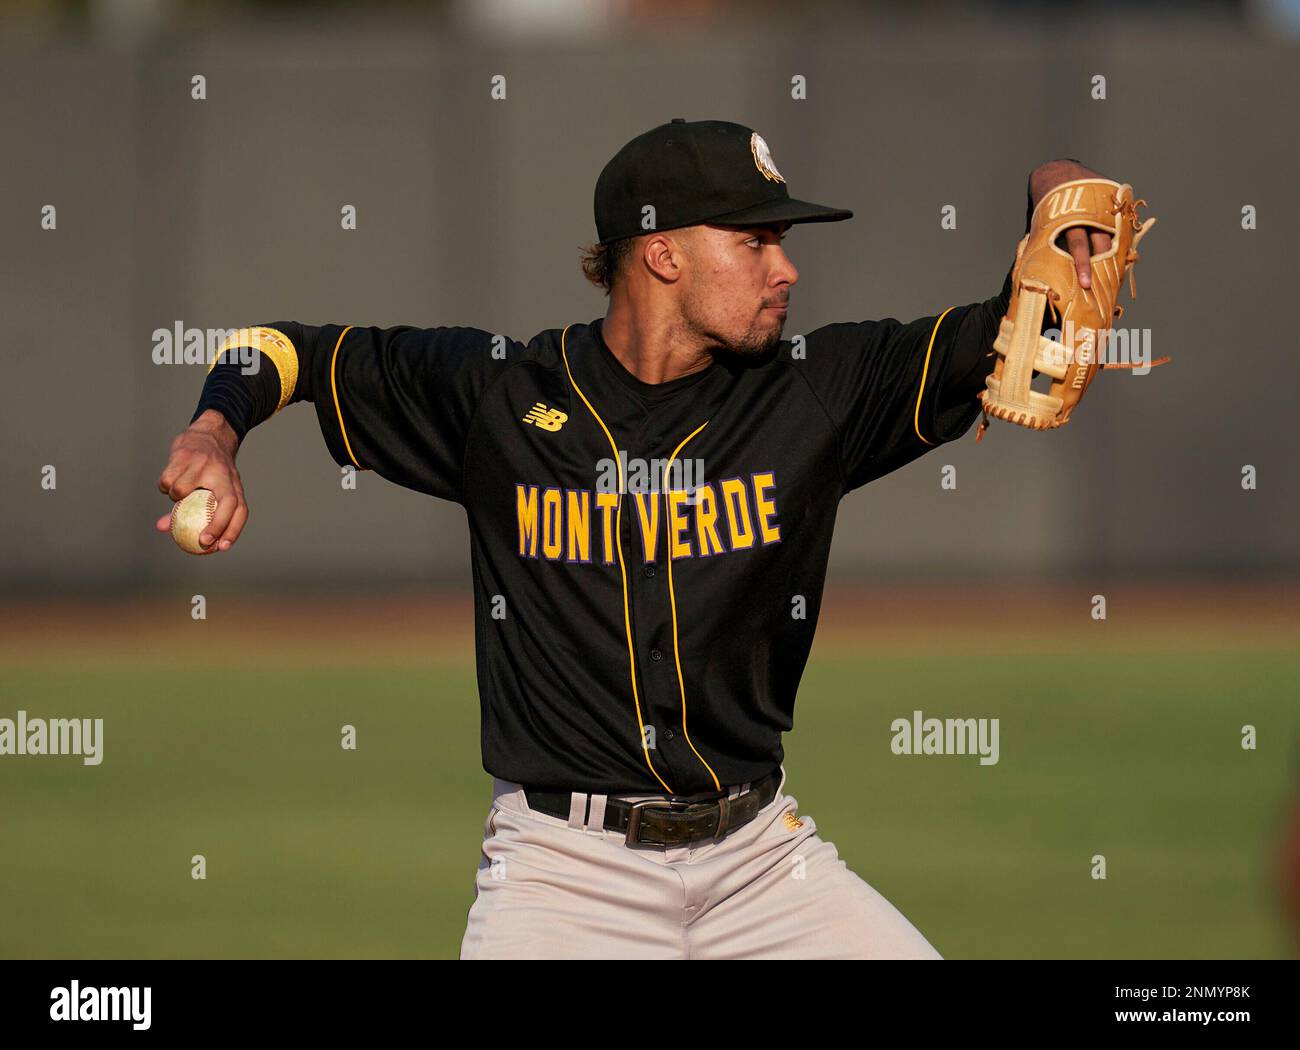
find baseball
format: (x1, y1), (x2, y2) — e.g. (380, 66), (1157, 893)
(170, 489), (218, 555)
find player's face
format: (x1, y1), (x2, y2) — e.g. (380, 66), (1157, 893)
(679, 221), (799, 357)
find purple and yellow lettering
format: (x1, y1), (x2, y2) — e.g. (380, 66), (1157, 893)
(720, 478), (754, 550)
(633, 492), (659, 563)
(693, 483), (725, 556)
(542, 487), (563, 560)
(516, 484), (539, 558)
(595, 492), (619, 565)
(752, 471), (780, 544)
(566, 489), (591, 563)
(667, 490), (693, 560)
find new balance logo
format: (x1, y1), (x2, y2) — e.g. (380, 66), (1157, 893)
(522, 403), (568, 432)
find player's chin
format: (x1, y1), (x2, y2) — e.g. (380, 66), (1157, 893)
(726, 325), (783, 359)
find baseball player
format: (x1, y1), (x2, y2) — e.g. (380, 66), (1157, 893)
(156, 119), (1135, 959)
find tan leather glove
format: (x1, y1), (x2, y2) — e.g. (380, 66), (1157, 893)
(980, 178), (1160, 431)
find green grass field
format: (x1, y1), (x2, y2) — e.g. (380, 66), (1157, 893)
(0, 592), (1296, 959)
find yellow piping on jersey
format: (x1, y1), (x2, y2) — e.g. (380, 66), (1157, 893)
(560, 324), (674, 794)
(912, 306), (956, 447)
(329, 326), (362, 468)
(664, 425), (723, 793)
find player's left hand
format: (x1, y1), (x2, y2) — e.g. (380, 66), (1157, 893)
(1028, 159), (1113, 290)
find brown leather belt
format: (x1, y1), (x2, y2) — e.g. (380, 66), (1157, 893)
(524, 768), (781, 846)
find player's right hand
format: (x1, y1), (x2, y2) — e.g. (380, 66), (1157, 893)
(155, 410), (248, 552)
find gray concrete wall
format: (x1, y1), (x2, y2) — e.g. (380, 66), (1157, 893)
(2, 11), (1294, 590)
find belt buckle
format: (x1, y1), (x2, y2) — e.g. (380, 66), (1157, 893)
(624, 798), (693, 845)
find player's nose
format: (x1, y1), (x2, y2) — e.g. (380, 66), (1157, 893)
(771, 247), (799, 287)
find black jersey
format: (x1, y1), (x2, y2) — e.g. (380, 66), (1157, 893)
(197, 284), (1007, 795)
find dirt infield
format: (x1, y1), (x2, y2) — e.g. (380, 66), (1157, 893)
(0, 578), (1294, 670)
(813, 578), (1299, 651)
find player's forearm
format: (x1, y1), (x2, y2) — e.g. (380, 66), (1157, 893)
(189, 358), (279, 444)
(188, 323), (322, 443)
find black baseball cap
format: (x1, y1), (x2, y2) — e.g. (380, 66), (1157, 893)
(594, 118), (853, 245)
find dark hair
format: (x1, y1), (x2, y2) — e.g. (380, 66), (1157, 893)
(579, 237), (634, 294)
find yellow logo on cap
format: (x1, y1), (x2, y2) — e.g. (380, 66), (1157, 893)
(750, 133), (785, 184)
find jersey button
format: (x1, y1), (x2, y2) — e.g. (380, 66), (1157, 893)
(663, 728), (676, 740)
(650, 648), (663, 662)
(643, 563), (656, 577)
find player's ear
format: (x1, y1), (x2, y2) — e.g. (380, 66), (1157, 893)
(643, 231), (685, 283)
